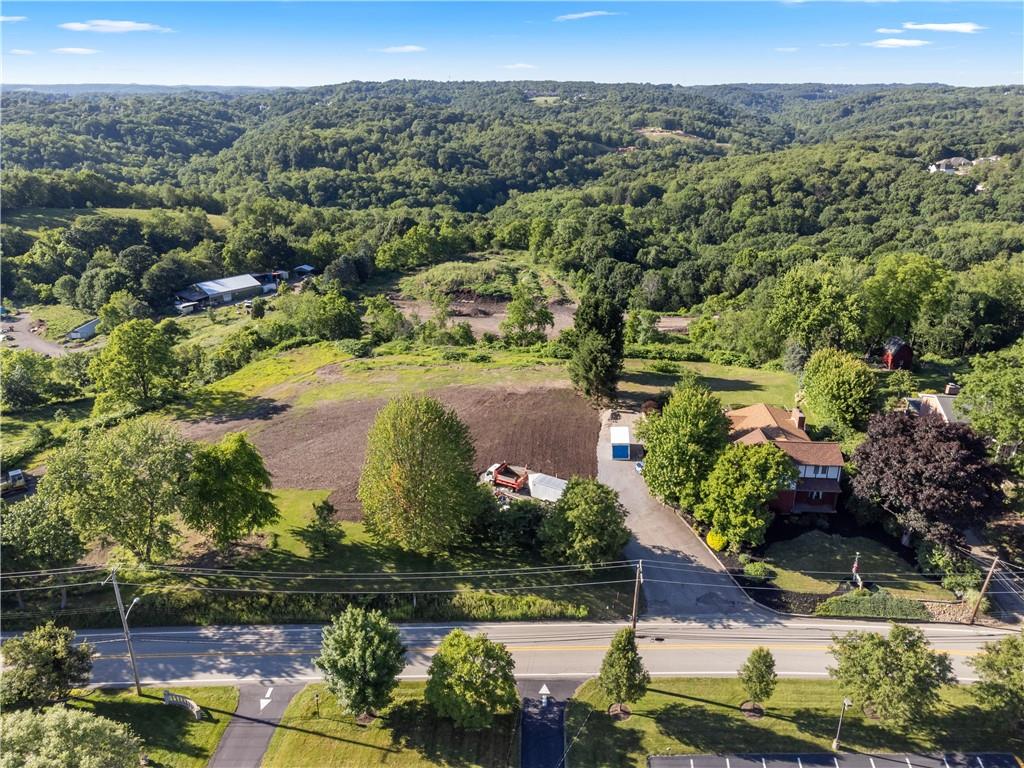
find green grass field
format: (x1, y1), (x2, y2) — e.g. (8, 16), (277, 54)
(566, 678), (1021, 765)
(69, 686), (238, 768)
(1, 397), (96, 467)
(261, 683), (519, 768)
(23, 303), (93, 340)
(5, 206), (230, 237)
(762, 531), (955, 601)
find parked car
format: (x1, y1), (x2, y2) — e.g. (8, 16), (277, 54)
(1, 469), (28, 497)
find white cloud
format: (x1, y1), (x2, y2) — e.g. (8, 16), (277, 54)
(374, 45), (426, 54)
(1, 16), (27, 23)
(774, 47), (799, 53)
(903, 21), (985, 34)
(554, 10), (620, 22)
(818, 42), (850, 48)
(875, 28), (903, 34)
(52, 47), (100, 55)
(59, 19), (171, 33)
(8, 49), (34, 55)
(501, 62), (537, 70)
(863, 38), (930, 48)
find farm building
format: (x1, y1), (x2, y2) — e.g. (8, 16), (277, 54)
(882, 337), (913, 370)
(175, 274), (265, 307)
(528, 473), (568, 503)
(67, 317), (100, 340)
(293, 264), (316, 277)
(907, 385), (966, 424)
(610, 426), (631, 460)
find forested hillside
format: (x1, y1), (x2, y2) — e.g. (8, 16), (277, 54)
(2, 80), (1022, 363)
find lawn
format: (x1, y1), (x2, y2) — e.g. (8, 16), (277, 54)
(69, 686), (238, 768)
(1, 397), (95, 467)
(762, 531), (955, 601)
(261, 683), (519, 768)
(24, 303), (94, 339)
(5, 206), (230, 237)
(175, 308), (256, 349)
(620, 359), (805, 418)
(565, 678), (1021, 765)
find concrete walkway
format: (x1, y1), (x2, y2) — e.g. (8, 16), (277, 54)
(597, 410), (772, 624)
(208, 682), (302, 768)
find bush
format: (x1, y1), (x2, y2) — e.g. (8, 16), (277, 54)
(814, 588), (929, 620)
(373, 339), (413, 356)
(625, 342), (705, 362)
(440, 348), (468, 361)
(707, 349), (753, 367)
(706, 529), (727, 551)
(962, 589), (990, 617)
(915, 541), (983, 595)
(649, 361), (679, 374)
(743, 561), (775, 579)
(468, 352), (493, 363)
(336, 338), (371, 358)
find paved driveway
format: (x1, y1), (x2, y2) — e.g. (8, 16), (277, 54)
(208, 683), (301, 768)
(597, 410), (773, 624)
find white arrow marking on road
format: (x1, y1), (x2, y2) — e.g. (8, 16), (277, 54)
(538, 684), (550, 696)
(259, 687), (273, 712)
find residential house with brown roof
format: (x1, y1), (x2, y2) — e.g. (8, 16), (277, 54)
(726, 404), (845, 514)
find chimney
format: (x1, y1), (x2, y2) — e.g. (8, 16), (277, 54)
(945, 382), (961, 396)
(790, 407), (806, 431)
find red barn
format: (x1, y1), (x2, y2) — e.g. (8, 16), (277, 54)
(882, 337), (913, 371)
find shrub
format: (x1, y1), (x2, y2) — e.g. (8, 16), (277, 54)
(815, 588), (929, 620)
(915, 541), (982, 595)
(336, 338), (371, 358)
(706, 529), (727, 551)
(649, 361), (679, 374)
(625, 342), (705, 362)
(467, 352), (493, 363)
(440, 348), (468, 361)
(743, 561), (774, 579)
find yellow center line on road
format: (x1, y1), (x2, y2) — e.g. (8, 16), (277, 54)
(95, 642), (979, 660)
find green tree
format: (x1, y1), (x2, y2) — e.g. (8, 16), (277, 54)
(0, 495), (85, 608)
(597, 627), (650, 713)
(860, 253), (947, 348)
(539, 477), (629, 564)
(358, 395), (481, 554)
(362, 295), (409, 344)
(624, 309), (661, 345)
(314, 606), (406, 718)
(637, 381), (731, 510)
(959, 340), (1024, 474)
(425, 630), (518, 729)
(828, 624), (955, 727)
(0, 349), (54, 410)
(281, 290), (361, 340)
(0, 707), (142, 768)
(696, 443), (796, 551)
(40, 417), (192, 562)
(96, 289), (151, 333)
(802, 347), (877, 431)
(183, 432), (279, 551)
(88, 318), (179, 412)
(568, 331), (621, 401)
(968, 634), (1024, 724)
(250, 296), (267, 319)
(304, 498), (343, 556)
(738, 647), (777, 709)
(0, 622), (93, 709)
(500, 280), (554, 346)
(574, 290), (625, 361)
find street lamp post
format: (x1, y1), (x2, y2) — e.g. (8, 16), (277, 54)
(832, 697), (853, 752)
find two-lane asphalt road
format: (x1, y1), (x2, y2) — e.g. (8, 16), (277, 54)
(78, 618), (1013, 688)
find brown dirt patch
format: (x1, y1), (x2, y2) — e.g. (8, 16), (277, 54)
(246, 385), (600, 519)
(394, 297), (575, 339)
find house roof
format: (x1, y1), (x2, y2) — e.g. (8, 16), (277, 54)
(727, 403), (844, 467)
(193, 274), (262, 296)
(884, 337), (910, 354)
(919, 393), (965, 424)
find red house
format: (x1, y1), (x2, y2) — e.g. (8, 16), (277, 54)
(882, 337), (913, 370)
(726, 404), (844, 514)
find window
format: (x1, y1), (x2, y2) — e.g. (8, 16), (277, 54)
(814, 465), (829, 477)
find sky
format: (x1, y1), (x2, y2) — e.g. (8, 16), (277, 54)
(1, 2), (1021, 87)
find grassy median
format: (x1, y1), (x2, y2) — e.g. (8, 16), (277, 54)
(565, 678), (1021, 765)
(261, 682), (519, 768)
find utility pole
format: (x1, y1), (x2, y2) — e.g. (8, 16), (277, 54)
(969, 556), (999, 625)
(105, 568), (142, 695)
(630, 560), (644, 631)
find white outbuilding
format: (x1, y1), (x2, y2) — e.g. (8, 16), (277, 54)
(527, 473), (568, 503)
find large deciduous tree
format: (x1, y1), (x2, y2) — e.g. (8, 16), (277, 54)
(597, 628), (650, 714)
(958, 340), (1024, 474)
(425, 630), (518, 729)
(860, 252), (947, 349)
(500, 279), (554, 346)
(538, 477), (629, 564)
(828, 624), (954, 727)
(41, 417), (192, 562)
(968, 634), (1024, 725)
(96, 289), (151, 334)
(183, 432), (279, 551)
(0, 707), (142, 768)
(696, 443), (796, 551)
(637, 381), (731, 510)
(0, 495), (85, 608)
(852, 412), (1003, 545)
(88, 318), (179, 412)
(801, 347), (877, 431)
(314, 606), (405, 718)
(358, 395), (481, 554)
(738, 647), (777, 710)
(0, 622), (93, 709)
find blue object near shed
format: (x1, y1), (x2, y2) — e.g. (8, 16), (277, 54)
(610, 426), (631, 460)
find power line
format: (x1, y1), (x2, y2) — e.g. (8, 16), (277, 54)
(140, 560), (639, 578)
(0, 580), (106, 594)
